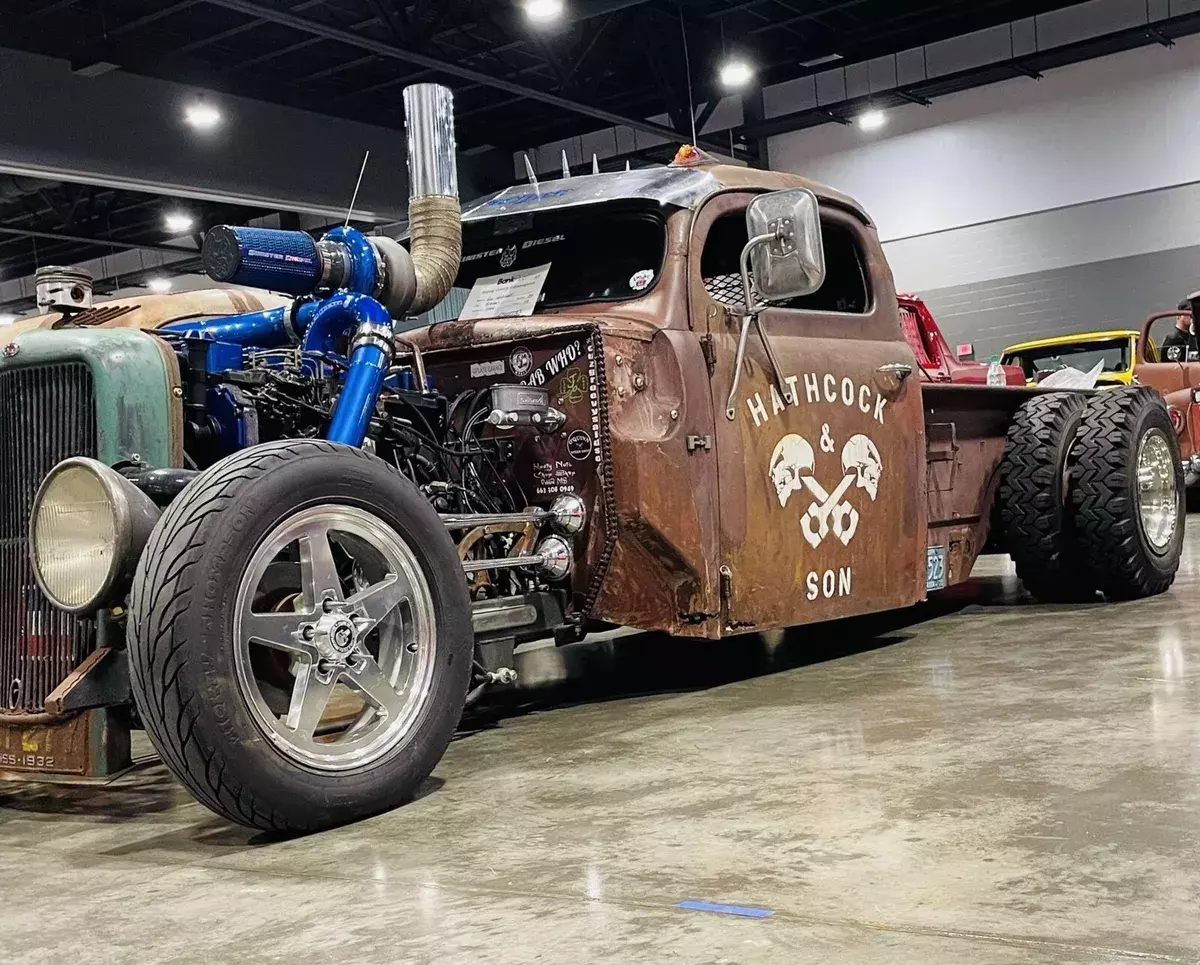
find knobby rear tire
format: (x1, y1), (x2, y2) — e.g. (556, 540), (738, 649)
(1068, 388), (1184, 600)
(997, 392), (1096, 602)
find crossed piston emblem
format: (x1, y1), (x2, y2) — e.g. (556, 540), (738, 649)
(769, 431), (883, 549)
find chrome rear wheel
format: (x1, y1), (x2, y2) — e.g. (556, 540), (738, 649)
(1135, 429), (1178, 554)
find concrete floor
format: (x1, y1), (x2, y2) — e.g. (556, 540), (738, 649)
(4, 535), (1200, 965)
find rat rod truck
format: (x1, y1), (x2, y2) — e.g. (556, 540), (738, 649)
(0, 85), (1184, 832)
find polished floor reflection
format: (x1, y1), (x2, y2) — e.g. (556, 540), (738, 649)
(4, 535), (1200, 963)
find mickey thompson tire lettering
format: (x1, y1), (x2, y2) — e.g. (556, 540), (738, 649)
(998, 392), (1096, 602)
(127, 439), (472, 834)
(1068, 388), (1184, 600)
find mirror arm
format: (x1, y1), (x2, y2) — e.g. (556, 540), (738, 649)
(724, 232), (791, 421)
(754, 314), (791, 405)
(739, 232), (776, 312)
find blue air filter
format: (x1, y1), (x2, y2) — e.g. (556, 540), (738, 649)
(203, 225), (323, 296)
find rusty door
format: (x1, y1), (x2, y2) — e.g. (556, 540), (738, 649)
(689, 192), (927, 633)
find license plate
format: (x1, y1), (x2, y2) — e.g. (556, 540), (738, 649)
(926, 546), (947, 591)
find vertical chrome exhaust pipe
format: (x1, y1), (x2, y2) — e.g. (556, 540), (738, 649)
(403, 84), (462, 316)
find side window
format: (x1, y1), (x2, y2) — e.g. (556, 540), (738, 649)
(1147, 313), (1195, 363)
(700, 210), (870, 314)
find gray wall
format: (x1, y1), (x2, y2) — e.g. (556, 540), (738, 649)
(884, 178), (1200, 357)
(917, 243), (1200, 359)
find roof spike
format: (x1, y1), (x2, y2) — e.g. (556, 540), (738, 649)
(561, 149), (572, 179)
(592, 153), (600, 175)
(523, 153), (538, 187)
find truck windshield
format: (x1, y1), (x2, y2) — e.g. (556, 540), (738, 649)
(413, 203), (667, 324)
(1002, 338), (1131, 382)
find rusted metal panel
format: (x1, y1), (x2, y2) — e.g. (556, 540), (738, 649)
(418, 326), (610, 616)
(8, 288), (291, 337)
(590, 330), (723, 637)
(696, 196), (927, 633)
(0, 708), (130, 779)
(920, 383), (1042, 584)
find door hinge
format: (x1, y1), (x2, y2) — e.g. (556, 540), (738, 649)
(700, 334), (717, 377)
(686, 434), (713, 452)
(719, 565), (733, 601)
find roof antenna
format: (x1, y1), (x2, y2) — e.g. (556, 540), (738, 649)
(523, 153), (539, 187)
(344, 150), (370, 227)
(561, 149), (572, 179)
(679, 9), (698, 147)
(592, 153), (600, 175)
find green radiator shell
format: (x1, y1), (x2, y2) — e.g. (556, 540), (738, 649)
(0, 327), (181, 467)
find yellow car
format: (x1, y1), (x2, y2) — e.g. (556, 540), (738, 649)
(1000, 330), (1142, 387)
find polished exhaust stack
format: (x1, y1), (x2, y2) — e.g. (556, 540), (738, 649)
(403, 83), (462, 316)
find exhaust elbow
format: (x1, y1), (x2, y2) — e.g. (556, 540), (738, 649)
(403, 84), (461, 316)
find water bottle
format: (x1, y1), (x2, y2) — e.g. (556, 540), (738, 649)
(986, 354), (1005, 386)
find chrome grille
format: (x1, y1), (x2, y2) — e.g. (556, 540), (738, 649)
(0, 363), (99, 713)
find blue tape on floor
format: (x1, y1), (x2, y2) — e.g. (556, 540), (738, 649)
(676, 900), (773, 919)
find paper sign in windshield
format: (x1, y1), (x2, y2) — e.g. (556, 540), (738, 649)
(458, 263), (551, 320)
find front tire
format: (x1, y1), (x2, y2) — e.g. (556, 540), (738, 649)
(1068, 388), (1184, 599)
(127, 440), (472, 833)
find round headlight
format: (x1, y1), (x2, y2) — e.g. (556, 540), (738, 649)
(30, 458), (160, 615)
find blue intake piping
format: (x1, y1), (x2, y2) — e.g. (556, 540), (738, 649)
(311, 292), (394, 447)
(162, 301), (318, 346)
(302, 290), (383, 354)
(321, 226), (379, 297)
(164, 305), (292, 344)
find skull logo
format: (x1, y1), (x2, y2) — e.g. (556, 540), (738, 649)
(769, 433), (815, 508)
(841, 434), (883, 501)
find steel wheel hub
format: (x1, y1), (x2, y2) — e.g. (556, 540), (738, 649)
(309, 609), (360, 661)
(1136, 429), (1178, 553)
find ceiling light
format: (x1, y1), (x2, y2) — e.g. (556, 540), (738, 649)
(0, 314), (16, 326)
(164, 211), (194, 234)
(147, 278), (173, 294)
(183, 99), (222, 131)
(799, 53), (843, 68)
(719, 59), (755, 89)
(857, 108), (887, 132)
(524, 0), (563, 23)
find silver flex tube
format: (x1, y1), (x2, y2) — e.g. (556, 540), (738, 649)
(404, 83), (462, 316)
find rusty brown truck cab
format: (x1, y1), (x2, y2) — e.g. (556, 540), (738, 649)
(3, 120), (1184, 833)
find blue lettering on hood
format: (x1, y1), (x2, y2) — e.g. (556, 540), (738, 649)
(486, 188), (571, 207)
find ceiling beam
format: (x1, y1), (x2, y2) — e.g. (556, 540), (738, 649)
(570, 0), (657, 19)
(0, 225), (195, 256)
(199, 0), (728, 153)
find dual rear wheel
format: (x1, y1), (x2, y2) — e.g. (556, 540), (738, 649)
(997, 387), (1184, 602)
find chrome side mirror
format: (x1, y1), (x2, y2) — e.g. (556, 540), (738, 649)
(743, 188), (825, 303)
(723, 189), (825, 421)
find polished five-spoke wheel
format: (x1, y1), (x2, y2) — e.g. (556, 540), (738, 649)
(235, 506), (437, 771)
(128, 440), (472, 833)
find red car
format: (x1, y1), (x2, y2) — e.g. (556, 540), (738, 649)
(898, 294), (1024, 385)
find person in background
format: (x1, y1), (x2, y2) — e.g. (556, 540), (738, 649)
(1161, 295), (1198, 362)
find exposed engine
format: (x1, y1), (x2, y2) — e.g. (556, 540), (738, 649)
(159, 325), (594, 606)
